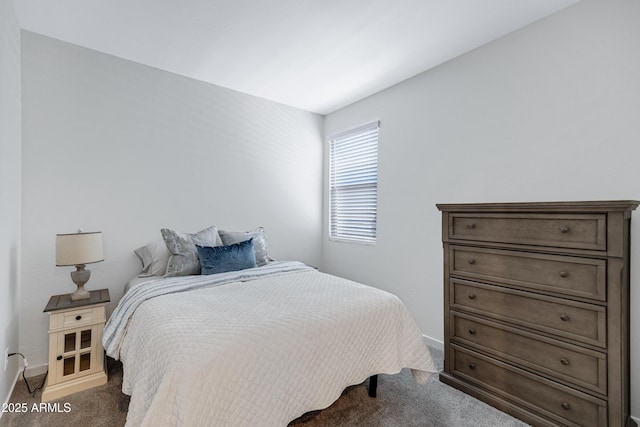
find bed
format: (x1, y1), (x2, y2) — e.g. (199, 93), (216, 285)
(103, 230), (436, 426)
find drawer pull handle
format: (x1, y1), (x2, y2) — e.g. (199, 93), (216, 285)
(467, 223), (476, 229)
(76, 315), (82, 321)
(468, 329), (476, 335)
(559, 271), (568, 278)
(561, 402), (571, 411)
(467, 259), (476, 265)
(560, 358), (570, 366)
(468, 293), (476, 300)
(560, 314), (570, 321)
(560, 226), (570, 233)
(468, 363), (476, 370)
(56, 355), (62, 361)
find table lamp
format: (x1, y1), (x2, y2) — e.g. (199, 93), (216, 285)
(56, 231), (104, 301)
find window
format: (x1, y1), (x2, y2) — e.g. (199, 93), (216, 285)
(329, 121), (379, 244)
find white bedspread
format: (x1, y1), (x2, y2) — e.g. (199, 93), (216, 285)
(103, 262), (437, 426)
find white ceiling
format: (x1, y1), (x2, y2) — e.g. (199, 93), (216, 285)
(12, 0), (581, 114)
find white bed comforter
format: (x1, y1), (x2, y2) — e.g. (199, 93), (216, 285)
(103, 261), (437, 426)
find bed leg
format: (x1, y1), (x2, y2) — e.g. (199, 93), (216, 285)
(368, 375), (378, 398)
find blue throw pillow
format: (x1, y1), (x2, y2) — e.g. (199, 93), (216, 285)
(196, 238), (257, 275)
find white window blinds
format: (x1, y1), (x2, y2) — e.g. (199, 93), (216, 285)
(329, 121), (379, 244)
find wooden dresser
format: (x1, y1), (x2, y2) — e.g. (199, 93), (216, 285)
(437, 201), (638, 427)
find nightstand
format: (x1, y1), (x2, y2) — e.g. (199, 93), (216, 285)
(41, 289), (110, 402)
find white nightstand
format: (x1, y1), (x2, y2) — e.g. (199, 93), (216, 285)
(41, 289), (109, 402)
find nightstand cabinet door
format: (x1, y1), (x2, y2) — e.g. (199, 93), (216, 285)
(51, 323), (103, 383)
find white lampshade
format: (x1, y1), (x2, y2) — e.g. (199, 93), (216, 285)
(56, 231), (104, 266)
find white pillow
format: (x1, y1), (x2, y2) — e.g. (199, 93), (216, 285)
(218, 227), (270, 266)
(161, 226), (222, 276)
(134, 239), (171, 277)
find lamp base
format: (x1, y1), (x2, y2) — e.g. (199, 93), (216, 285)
(70, 265), (92, 301)
(70, 285), (91, 301)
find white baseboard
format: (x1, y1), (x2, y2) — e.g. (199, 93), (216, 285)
(0, 361), (46, 419)
(1, 369), (21, 420)
(24, 363), (48, 378)
(423, 334), (444, 351)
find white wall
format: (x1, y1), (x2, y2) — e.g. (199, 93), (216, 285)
(20, 31), (324, 368)
(0, 0), (22, 408)
(323, 0), (640, 418)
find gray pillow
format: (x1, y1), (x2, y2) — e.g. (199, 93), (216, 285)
(161, 226), (222, 276)
(134, 239), (171, 277)
(218, 227), (270, 266)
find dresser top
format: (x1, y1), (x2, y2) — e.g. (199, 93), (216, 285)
(44, 288), (110, 312)
(436, 200), (639, 213)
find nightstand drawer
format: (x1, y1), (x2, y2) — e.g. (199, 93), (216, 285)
(450, 246), (606, 301)
(449, 213), (606, 251)
(451, 278), (606, 347)
(451, 313), (607, 395)
(452, 345), (607, 427)
(49, 306), (105, 331)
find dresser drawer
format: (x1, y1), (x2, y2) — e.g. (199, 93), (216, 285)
(452, 345), (607, 427)
(451, 313), (607, 395)
(451, 279), (606, 347)
(449, 213), (606, 251)
(450, 246), (606, 301)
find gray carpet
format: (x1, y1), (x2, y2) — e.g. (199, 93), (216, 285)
(1, 345), (528, 426)
(1, 357), (128, 427)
